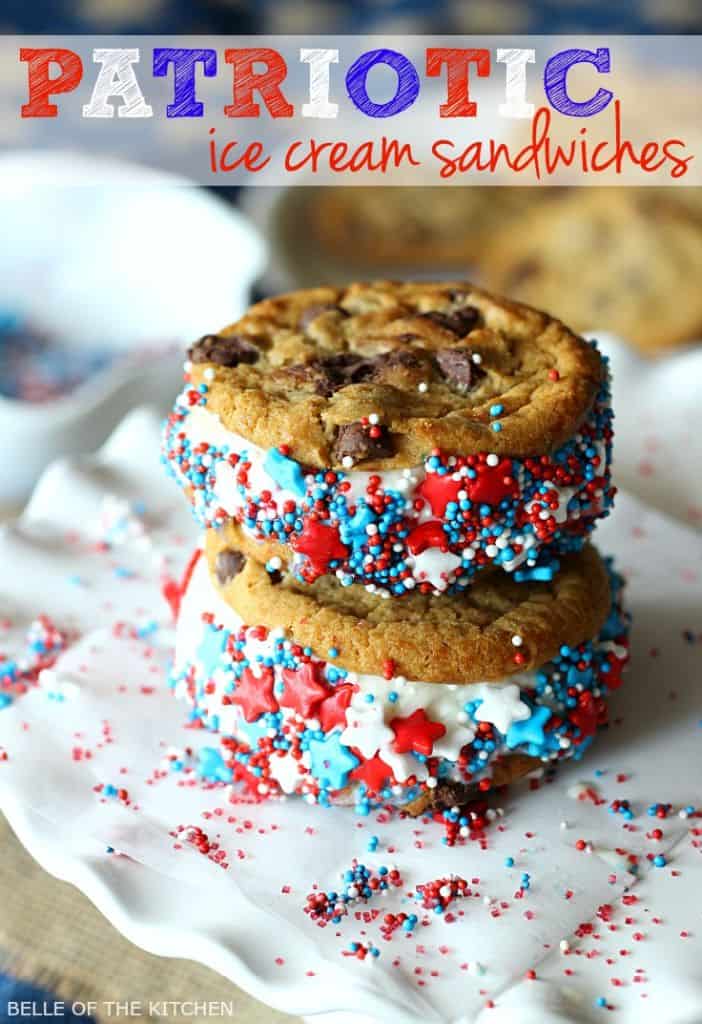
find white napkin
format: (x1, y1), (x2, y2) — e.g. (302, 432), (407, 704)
(0, 331), (700, 1024)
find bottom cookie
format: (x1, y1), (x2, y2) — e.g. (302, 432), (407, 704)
(169, 549), (630, 815)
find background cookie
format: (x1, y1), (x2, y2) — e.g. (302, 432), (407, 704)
(204, 534), (611, 684)
(303, 187), (550, 271)
(260, 187), (555, 292)
(481, 188), (702, 354)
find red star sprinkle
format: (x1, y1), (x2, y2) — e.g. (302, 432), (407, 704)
(417, 473), (463, 517)
(291, 518), (349, 577)
(350, 753), (393, 792)
(595, 695), (609, 728)
(467, 458), (518, 507)
(569, 692), (599, 742)
(390, 708), (446, 758)
(317, 683), (354, 732)
(603, 651), (628, 691)
(280, 662), (331, 718)
(407, 520), (448, 556)
(230, 666), (279, 723)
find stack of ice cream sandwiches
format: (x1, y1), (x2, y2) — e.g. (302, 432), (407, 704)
(163, 281), (630, 817)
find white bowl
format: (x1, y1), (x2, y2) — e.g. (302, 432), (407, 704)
(0, 152), (267, 504)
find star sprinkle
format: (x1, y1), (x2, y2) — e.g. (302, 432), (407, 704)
(317, 683), (354, 732)
(230, 666), (279, 722)
(474, 684), (531, 737)
(196, 624), (227, 676)
(341, 704), (394, 759)
(411, 547), (462, 590)
(406, 520), (449, 556)
(506, 705), (552, 750)
(349, 753), (393, 792)
(291, 518), (350, 577)
(263, 447), (307, 497)
(339, 504), (375, 546)
(197, 746), (233, 783)
(280, 662), (330, 717)
(390, 708), (446, 758)
(268, 751), (304, 794)
(569, 692), (599, 741)
(307, 732), (359, 791)
(417, 473), (463, 516)
(466, 458), (518, 506)
(427, 690), (477, 760)
(382, 748), (427, 785)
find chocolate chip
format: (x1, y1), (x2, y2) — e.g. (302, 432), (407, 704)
(420, 307), (482, 336)
(215, 549), (246, 585)
(371, 349), (423, 375)
(189, 334), (259, 368)
(404, 778), (479, 818)
(333, 421), (393, 464)
(283, 349), (422, 398)
(281, 355), (366, 397)
(298, 304), (349, 332)
(280, 362), (337, 397)
(267, 567), (283, 586)
(432, 780), (477, 809)
(435, 347), (485, 391)
(279, 344), (424, 406)
(321, 352), (376, 385)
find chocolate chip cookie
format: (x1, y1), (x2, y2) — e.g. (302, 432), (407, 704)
(203, 536), (611, 683)
(163, 281), (615, 595)
(169, 544), (629, 807)
(180, 280), (604, 465)
(481, 188), (702, 354)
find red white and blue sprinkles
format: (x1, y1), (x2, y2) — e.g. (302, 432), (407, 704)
(162, 349), (615, 595)
(169, 553), (631, 813)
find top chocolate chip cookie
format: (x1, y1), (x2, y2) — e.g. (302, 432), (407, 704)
(187, 281), (604, 469)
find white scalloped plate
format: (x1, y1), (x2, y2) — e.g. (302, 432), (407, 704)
(0, 394), (701, 1024)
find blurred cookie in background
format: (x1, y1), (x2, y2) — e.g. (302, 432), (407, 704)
(248, 183), (702, 357)
(306, 186), (550, 269)
(254, 185), (559, 290)
(480, 188), (702, 355)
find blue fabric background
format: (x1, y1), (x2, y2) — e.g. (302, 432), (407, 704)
(0, 974), (97, 1024)
(1, 0), (700, 35)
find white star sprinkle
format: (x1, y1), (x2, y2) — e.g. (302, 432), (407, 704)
(340, 704), (394, 760)
(473, 684), (531, 736)
(411, 548), (462, 590)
